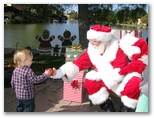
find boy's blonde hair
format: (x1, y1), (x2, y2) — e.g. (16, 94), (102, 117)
(13, 49), (33, 67)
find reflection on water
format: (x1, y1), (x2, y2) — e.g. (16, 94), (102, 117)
(4, 20), (148, 49)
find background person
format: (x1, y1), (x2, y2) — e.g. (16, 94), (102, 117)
(135, 54), (148, 112)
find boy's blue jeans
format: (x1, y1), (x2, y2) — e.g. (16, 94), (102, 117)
(16, 98), (35, 112)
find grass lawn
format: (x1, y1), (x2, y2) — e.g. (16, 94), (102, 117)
(4, 53), (65, 87)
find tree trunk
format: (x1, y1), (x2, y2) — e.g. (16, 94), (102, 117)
(78, 4), (90, 49)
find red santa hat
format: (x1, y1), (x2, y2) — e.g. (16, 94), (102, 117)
(87, 24), (112, 42)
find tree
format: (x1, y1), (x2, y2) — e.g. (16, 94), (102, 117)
(78, 4), (89, 49)
(22, 4), (65, 23)
(88, 4), (113, 24)
(78, 4), (113, 48)
(116, 4), (147, 24)
(141, 14), (148, 24)
(67, 10), (78, 20)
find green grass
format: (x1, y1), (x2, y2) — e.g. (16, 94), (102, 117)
(4, 54), (65, 75)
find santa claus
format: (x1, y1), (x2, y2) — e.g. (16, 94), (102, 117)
(52, 24), (148, 112)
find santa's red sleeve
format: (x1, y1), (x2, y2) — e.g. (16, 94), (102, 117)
(60, 50), (92, 82)
(119, 60), (147, 75)
(110, 48), (129, 69)
(73, 49), (93, 71)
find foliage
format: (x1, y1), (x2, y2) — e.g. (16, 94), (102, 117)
(21, 4), (66, 23)
(88, 4), (113, 25)
(5, 4), (148, 25)
(67, 10), (78, 20)
(14, 16), (23, 23)
(77, 4), (148, 49)
(116, 4), (147, 24)
(141, 14), (148, 24)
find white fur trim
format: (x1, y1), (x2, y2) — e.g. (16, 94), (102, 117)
(97, 63), (124, 89)
(86, 67), (123, 89)
(120, 33), (140, 59)
(115, 72), (141, 96)
(60, 62), (79, 82)
(87, 39), (121, 89)
(121, 96), (138, 109)
(89, 87), (109, 105)
(85, 65), (124, 89)
(88, 39), (119, 66)
(87, 29), (112, 42)
(85, 70), (101, 81)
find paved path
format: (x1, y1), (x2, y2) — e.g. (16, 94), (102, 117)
(4, 79), (121, 112)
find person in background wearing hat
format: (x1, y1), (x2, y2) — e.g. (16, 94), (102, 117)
(51, 24), (148, 112)
(135, 55), (148, 112)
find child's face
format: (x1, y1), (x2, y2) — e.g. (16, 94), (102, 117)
(24, 58), (33, 67)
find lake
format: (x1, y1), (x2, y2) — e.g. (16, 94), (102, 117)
(4, 20), (148, 50)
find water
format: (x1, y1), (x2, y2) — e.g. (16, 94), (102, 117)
(4, 20), (148, 49)
(4, 20), (79, 49)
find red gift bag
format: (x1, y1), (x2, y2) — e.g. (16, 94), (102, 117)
(63, 71), (85, 103)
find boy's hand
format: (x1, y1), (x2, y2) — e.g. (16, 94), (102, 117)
(45, 68), (56, 77)
(45, 68), (52, 77)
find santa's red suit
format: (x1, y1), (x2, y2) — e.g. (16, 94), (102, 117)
(52, 25), (148, 112)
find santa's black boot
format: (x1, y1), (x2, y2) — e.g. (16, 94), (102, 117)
(119, 103), (135, 112)
(99, 98), (116, 112)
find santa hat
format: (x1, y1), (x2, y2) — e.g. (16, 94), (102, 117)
(87, 24), (112, 42)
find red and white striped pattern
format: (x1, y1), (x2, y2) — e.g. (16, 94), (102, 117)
(63, 71), (85, 103)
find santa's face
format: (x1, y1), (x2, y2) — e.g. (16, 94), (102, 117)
(89, 39), (101, 48)
(88, 40), (106, 55)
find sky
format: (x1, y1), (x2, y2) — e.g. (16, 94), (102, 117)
(68, 4), (148, 13)
(112, 4), (148, 13)
(1, 0), (153, 117)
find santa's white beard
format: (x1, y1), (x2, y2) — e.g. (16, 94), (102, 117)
(88, 42), (106, 55)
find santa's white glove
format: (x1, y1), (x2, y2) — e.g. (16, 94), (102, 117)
(52, 68), (65, 79)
